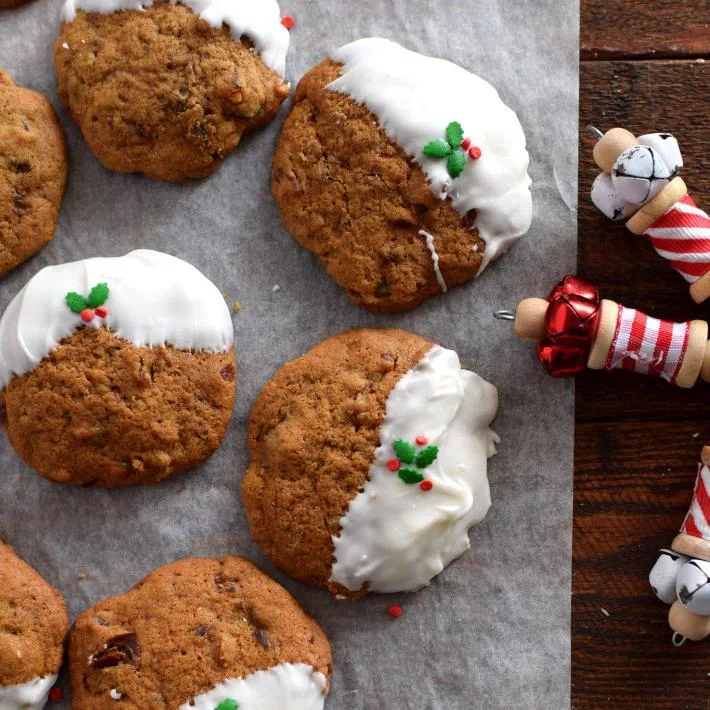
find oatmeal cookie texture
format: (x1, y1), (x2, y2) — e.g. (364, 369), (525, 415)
(55, 0), (290, 181)
(0, 250), (235, 487)
(243, 328), (499, 598)
(0, 541), (68, 710)
(0, 70), (67, 274)
(69, 557), (332, 709)
(272, 38), (532, 313)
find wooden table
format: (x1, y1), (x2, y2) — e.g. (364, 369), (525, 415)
(574, 2), (710, 707)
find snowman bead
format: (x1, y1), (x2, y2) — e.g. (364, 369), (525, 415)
(591, 172), (638, 221)
(638, 133), (683, 175)
(611, 144), (672, 205)
(650, 549), (690, 605)
(676, 559), (710, 616)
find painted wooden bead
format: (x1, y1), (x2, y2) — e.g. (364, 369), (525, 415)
(591, 172), (639, 221)
(650, 549), (690, 605)
(675, 559), (710, 616)
(637, 133), (683, 174)
(611, 145), (672, 205)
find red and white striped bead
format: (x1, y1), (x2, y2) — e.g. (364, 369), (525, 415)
(645, 195), (710, 284)
(604, 304), (691, 384)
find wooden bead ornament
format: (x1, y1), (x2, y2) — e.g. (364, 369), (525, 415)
(588, 125), (710, 304)
(649, 446), (710, 645)
(495, 274), (710, 388)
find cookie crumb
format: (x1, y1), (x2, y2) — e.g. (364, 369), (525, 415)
(78, 572), (87, 580)
(233, 301), (241, 313)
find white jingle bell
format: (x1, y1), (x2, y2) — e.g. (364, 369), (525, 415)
(676, 559), (710, 616)
(650, 548), (690, 605)
(611, 144), (672, 205)
(591, 172), (639, 221)
(638, 133), (683, 175)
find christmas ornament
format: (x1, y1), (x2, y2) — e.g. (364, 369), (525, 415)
(495, 275), (710, 387)
(649, 446), (710, 645)
(588, 126), (710, 303)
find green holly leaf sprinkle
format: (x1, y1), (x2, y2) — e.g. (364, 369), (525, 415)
(87, 282), (110, 308)
(423, 139), (452, 159)
(393, 439), (416, 464)
(214, 700), (239, 710)
(399, 468), (425, 485)
(447, 148), (466, 178)
(65, 292), (89, 313)
(446, 121), (464, 148)
(415, 445), (439, 468)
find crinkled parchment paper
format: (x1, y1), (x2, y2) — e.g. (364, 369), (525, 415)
(0, 1), (578, 707)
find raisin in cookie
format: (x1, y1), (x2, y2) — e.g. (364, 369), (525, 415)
(69, 556), (332, 709)
(55, 0), (290, 182)
(0, 541), (68, 710)
(243, 328), (499, 598)
(0, 70), (67, 274)
(272, 38), (532, 313)
(0, 250), (235, 487)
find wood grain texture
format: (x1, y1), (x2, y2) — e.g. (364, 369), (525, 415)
(573, 59), (710, 709)
(581, 0), (710, 60)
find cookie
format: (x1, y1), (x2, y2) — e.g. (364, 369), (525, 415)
(243, 328), (499, 597)
(0, 541), (68, 710)
(272, 38), (532, 313)
(0, 70), (67, 274)
(69, 556), (332, 709)
(0, 250), (235, 487)
(54, 0), (290, 182)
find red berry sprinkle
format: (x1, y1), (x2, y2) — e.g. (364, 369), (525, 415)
(80, 308), (95, 323)
(95, 306), (109, 319)
(281, 15), (294, 30)
(386, 458), (401, 472)
(468, 146), (482, 160)
(460, 138), (471, 151)
(388, 604), (403, 618)
(50, 687), (63, 702)
(419, 480), (433, 491)
(415, 435), (429, 446)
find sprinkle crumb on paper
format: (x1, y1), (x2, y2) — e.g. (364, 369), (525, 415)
(62, 42), (69, 49)
(272, 284), (281, 293)
(693, 432), (700, 438)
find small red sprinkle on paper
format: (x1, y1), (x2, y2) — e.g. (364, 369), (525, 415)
(95, 306), (109, 319)
(419, 480), (433, 491)
(386, 458), (400, 472)
(50, 688), (63, 702)
(415, 435), (429, 446)
(388, 604), (403, 618)
(281, 15), (294, 30)
(80, 308), (94, 323)
(460, 138), (471, 151)
(468, 146), (482, 160)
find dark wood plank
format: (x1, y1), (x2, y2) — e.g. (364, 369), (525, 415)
(573, 59), (710, 709)
(581, 0), (710, 60)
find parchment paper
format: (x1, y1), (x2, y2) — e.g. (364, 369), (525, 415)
(0, 1), (579, 707)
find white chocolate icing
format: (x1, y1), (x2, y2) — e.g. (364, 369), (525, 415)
(418, 230), (447, 293)
(331, 345), (498, 593)
(0, 675), (57, 710)
(328, 38), (532, 272)
(60, 0), (290, 77)
(178, 663), (327, 710)
(0, 249), (233, 389)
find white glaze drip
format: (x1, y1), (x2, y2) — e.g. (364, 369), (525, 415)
(178, 663), (327, 710)
(0, 250), (233, 389)
(331, 345), (498, 593)
(419, 229), (447, 292)
(328, 38), (532, 272)
(0, 675), (57, 710)
(60, 0), (290, 76)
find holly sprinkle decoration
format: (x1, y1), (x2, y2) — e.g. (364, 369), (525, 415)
(214, 700), (239, 710)
(387, 436), (439, 490)
(423, 121), (482, 179)
(65, 283), (110, 323)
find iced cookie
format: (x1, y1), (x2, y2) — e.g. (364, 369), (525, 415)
(0, 541), (68, 710)
(272, 38), (532, 313)
(69, 556), (332, 709)
(0, 249), (235, 487)
(55, 0), (290, 182)
(0, 70), (67, 274)
(243, 328), (499, 597)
